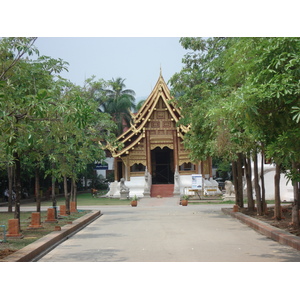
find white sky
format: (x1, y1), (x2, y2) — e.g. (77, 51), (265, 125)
(3, 1), (298, 101)
(34, 37), (189, 100)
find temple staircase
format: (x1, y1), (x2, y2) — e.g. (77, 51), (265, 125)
(150, 184), (174, 198)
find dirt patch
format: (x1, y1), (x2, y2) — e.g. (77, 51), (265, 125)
(240, 204), (300, 236)
(0, 248), (16, 259)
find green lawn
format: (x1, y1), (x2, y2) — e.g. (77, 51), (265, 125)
(0, 210), (91, 253)
(188, 199), (276, 205)
(188, 200), (235, 205)
(18, 192), (277, 207)
(21, 192), (131, 207)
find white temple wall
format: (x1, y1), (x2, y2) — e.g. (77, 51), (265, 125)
(178, 175), (193, 195)
(106, 176), (145, 198)
(106, 173), (223, 198)
(250, 153), (293, 201)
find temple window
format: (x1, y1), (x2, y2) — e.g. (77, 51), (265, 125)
(130, 163), (146, 172)
(179, 162), (195, 171)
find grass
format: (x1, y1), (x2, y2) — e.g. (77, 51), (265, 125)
(21, 192), (131, 207)
(187, 199), (276, 205)
(0, 192), (131, 257)
(0, 209), (91, 254)
(188, 200), (235, 205)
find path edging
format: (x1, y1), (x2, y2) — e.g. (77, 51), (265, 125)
(222, 208), (300, 251)
(0, 210), (101, 262)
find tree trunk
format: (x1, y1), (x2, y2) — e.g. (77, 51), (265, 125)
(51, 163), (57, 218)
(291, 162), (300, 228)
(64, 175), (70, 215)
(232, 160), (238, 206)
(52, 175), (57, 219)
(13, 152), (22, 227)
(237, 153), (244, 208)
(70, 177), (77, 204)
(253, 151), (262, 215)
(260, 151), (267, 214)
(35, 166), (41, 212)
(84, 170), (88, 190)
(274, 163), (282, 220)
(292, 202), (299, 228)
(244, 155), (254, 211)
(73, 180), (77, 204)
(71, 178), (77, 202)
(70, 178), (74, 202)
(7, 164), (14, 213)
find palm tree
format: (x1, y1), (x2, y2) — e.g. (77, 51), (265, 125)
(101, 77), (136, 136)
(136, 99), (146, 112)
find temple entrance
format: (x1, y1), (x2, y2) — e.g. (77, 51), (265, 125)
(151, 147), (174, 184)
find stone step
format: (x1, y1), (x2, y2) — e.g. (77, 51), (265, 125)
(151, 184), (174, 197)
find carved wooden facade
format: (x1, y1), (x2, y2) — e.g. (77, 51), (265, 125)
(110, 72), (212, 182)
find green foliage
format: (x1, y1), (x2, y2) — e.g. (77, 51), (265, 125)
(136, 99), (146, 111)
(100, 77), (136, 136)
(0, 37), (39, 81)
(292, 106), (300, 123)
(0, 37), (117, 199)
(170, 37), (300, 184)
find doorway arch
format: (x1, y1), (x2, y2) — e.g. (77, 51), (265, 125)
(151, 147), (174, 184)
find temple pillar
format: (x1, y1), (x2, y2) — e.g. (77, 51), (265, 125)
(173, 130), (179, 169)
(146, 130), (152, 175)
(114, 158), (118, 181)
(125, 156), (130, 181)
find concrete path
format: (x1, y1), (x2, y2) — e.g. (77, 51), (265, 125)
(35, 197), (300, 262)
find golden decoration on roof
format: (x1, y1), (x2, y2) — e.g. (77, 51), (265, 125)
(106, 71), (189, 159)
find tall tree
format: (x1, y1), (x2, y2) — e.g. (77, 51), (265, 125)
(0, 38), (116, 222)
(46, 80), (117, 214)
(169, 38), (249, 208)
(101, 77), (136, 135)
(170, 37), (300, 222)
(235, 37), (300, 220)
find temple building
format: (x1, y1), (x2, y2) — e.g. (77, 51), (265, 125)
(105, 71), (213, 198)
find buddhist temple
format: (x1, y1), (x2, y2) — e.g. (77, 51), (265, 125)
(105, 71), (213, 198)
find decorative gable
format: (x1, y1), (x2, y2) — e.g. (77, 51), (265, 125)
(112, 72), (187, 159)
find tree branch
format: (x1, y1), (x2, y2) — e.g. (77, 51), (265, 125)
(0, 38), (38, 81)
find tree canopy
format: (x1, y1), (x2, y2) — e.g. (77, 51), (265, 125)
(100, 77), (136, 136)
(170, 37), (300, 222)
(0, 37), (117, 217)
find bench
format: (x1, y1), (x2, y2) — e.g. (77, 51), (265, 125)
(188, 189), (203, 200)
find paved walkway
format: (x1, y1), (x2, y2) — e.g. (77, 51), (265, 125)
(36, 197), (300, 262)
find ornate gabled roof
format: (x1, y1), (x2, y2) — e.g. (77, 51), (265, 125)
(110, 71), (189, 158)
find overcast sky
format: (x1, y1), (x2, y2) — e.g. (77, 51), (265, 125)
(34, 37), (189, 100)
(4, 2), (297, 101)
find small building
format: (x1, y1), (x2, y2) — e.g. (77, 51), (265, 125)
(106, 71), (213, 198)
